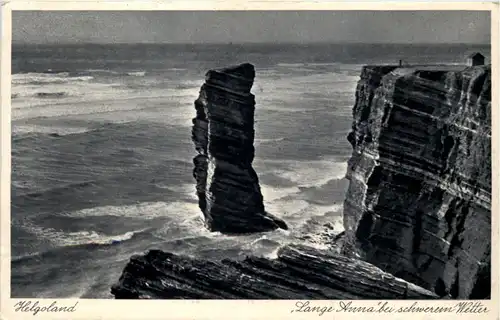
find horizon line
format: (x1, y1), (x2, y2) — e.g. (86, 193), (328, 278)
(11, 41), (491, 46)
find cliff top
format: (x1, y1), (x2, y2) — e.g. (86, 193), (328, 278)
(204, 63), (256, 94)
(363, 64), (490, 73)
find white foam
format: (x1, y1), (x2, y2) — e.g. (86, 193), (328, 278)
(256, 104), (328, 113)
(12, 125), (91, 136)
(306, 62), (340, 67)
(25, 222), (148, 247)
(127, 71), (146, 77)
(266, 199), (310, 218)
(276, 63), (306, 68)
(263, 159), (347, 188)
(12, 73), (94, 85)
(86, 69), (120, 74)
(22, 196), (345, 259)
(168, 184), (198, 200)
(152, 215), (211, 240)
(11, 89), (196, 125)
(30, 201), (208, 246)
(11, 82), (128, 108)
(261, 185), (301, 202)
(60, 201), (200, 221)
(254, 137), (286, 143)
(304, 203), (344, 216)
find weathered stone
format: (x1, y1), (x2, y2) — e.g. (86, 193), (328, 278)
(191, 63), (287, 233)
(111, 244), (437, 299)
(343, 65), (491, 299)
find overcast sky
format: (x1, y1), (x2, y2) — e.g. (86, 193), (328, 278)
(13, 11), (491, 44)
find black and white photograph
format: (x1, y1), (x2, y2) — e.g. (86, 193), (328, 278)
(9, 10), (492, 301)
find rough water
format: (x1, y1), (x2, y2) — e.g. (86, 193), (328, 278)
(11, 43), (489, 298)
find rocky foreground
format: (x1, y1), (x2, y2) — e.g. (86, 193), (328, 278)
(111, 244), (436, 299)
(112, 63), (491, 300)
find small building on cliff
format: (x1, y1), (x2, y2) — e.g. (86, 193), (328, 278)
(466, 52), (485, 66)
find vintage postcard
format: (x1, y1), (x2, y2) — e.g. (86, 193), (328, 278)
(0, 1), (498, 319)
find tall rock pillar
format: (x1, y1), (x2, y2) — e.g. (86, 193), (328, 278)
(191, 63), (287, 233)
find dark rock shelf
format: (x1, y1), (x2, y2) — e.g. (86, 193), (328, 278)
(111, 244), (437, 299)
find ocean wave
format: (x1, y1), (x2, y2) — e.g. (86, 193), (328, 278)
(257, 104), (328, 113)
(59, 201), (201, 221)
(83, 69), (147, 77)
(241, 235), (283, 259)
(127, 71), (146, 77)
(35, 92), (68, 98)
(155, 183), (197, 201)
(168, 68), (187, 71)
(12, 90), (74, 99)
(11, 125), (91, 137)
(22, 218), (151, 249)
(11, 228), (150, 263)
(11, 251), (45, 263)
(261, 185), (301, 202)
(175, 83), (198, 90)
(147, 198), (344, 258)
(11, 84), (195, 118)
(265, 199), (344, 246)
(19, 181), (97, 199)
(289, 72), (360, 85)
(263, 158), (348, 188)
(12, 73), (94, 85)
(42, 69), (71, 74)
(306, 62), (340, 67)
(266, 199), (311, 218)
(85, 69), (120, 75)
(293, 209), (344, 249)
(254, 137), (286, 143)
(276, 63), (306, 67)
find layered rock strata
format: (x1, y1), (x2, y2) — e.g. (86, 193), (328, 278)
(344, 65), (491, 299)
(192, 63), (287, 233)
(112, 64), (491, 300)
(111, 244), (437, 299)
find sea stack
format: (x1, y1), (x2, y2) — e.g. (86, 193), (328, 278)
(343, 65), (491, 299)
(191, 63), (287, 233)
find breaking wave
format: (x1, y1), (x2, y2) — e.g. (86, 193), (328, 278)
(127, 71), (146, 77)
(30, 226), (150, 248)
(12, 72), (94, 85)
(11, 228), (151, 263)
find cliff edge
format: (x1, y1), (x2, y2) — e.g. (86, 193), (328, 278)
(344, 65), (491, 299)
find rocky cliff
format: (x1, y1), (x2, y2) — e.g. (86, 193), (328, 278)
(112, 64), (491, 300)
(192, 63), (287, 233)
(344, 65), (491, 299)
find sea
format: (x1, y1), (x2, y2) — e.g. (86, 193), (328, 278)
(10, 43), (490, 298)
